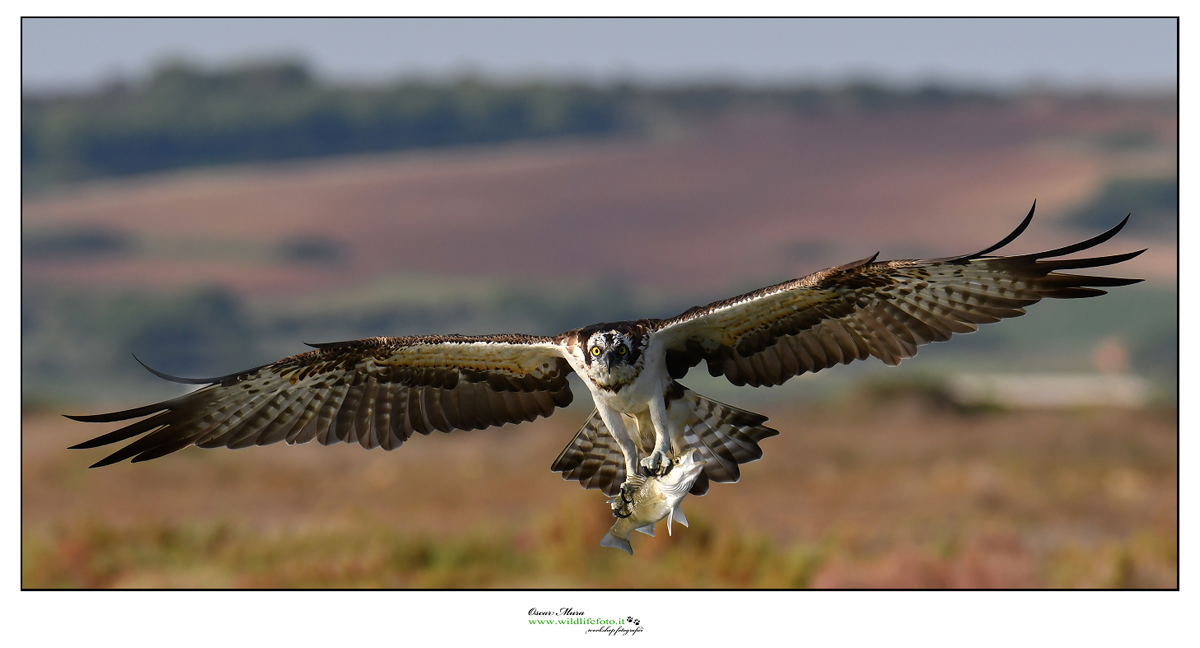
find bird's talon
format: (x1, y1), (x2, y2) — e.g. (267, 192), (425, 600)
(640, 450), (672, 476)
(610, 499), (633, 518)
(610, 480), (637, 518)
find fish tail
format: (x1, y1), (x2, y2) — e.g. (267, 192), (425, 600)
(599, 529), (633, 555)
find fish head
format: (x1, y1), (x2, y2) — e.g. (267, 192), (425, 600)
(658, 449), (705, 495)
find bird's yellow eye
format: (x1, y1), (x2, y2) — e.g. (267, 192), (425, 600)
(591, 347), (601, 356)
(617, 346), (627, 355)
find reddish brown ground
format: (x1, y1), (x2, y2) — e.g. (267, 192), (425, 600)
(23, 398), (1177, 588)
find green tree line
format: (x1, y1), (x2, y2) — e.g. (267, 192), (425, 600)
(22, 60), (1003, 192)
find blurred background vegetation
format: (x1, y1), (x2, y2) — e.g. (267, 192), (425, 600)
(23, 62), (621, 190)
(22, 60), (1001, 192)
(22, 56), (1176, 589)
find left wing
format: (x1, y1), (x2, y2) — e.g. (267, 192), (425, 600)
(654, 203), (1145, 387)
(68, 334), (573, 467)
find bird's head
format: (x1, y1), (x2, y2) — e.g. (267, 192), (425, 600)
(582, 327), (646, 391)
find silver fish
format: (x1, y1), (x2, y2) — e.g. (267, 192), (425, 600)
(599, 449), (705, 555)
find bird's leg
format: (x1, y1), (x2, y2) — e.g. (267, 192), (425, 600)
(639, 394), (673, 476)
(597, 407), (640, 518)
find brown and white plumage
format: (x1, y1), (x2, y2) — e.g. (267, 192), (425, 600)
(69, 203), (1143, 516)
(551, 384), (778, 497)
(69, 335), (572, 467)
(652, 204), (1144, 388)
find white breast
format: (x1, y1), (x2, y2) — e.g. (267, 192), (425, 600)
(600, 345), (667, 414)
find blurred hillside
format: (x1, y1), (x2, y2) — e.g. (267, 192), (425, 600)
(22, 62), (621, 192)
(22, 61), (1010, 193)
(22, 62), (1177, 407)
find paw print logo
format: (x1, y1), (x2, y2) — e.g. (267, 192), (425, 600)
(626, 616), (640, 626)
(627, 617), (633, 623)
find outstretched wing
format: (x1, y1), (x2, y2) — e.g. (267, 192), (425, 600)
(654, 203), (1145, 387)
(68, 334), (573, 467)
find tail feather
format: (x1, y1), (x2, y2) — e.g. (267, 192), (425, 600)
(550, 409), (626, 496)
(551, 384), (778, 497)
(678, 388), (778, 494)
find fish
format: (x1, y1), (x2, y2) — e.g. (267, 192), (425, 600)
(599, 449), (706, 555)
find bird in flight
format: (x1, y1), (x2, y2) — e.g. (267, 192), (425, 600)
(68, 204), (1143, 518)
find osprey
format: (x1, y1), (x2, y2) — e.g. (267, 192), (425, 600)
(68, 204), (1143, 518)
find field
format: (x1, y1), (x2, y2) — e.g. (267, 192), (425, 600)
(23, 101), (1178, 296)
(23, 395), (1177, 589)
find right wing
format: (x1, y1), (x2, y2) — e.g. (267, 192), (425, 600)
(652, 204), (1144, 387)
(67, 334), (574, 467)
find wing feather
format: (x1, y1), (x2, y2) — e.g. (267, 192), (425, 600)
(68, 334), (574, 467)
(656, 203), (1144, 387)
(256, 388), (311, 447)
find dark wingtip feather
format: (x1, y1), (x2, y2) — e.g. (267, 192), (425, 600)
(978, 200), (1036, 257)
(1042, 287), (1110, 299)
(834, 252), (880, 271)
(68, 418), (163, 450)
(63, 400), (172, 424)
(130, 437), (196, 463)
(134, 354), (272, 386)
(948, 201), (1036, 262)
(1032, 214), (1132, 259)
(89, 454), (126, 469)
(70, 438), (107, 450)
(1045, 274), (1144, 288)
(1036, 249), (1148, 271)
(304, 340), (358, 349)
(1102, 277), (1144, 287)
(132, 354), (219, 385)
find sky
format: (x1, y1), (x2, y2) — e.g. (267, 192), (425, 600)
(21, 17), (1178, 94)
